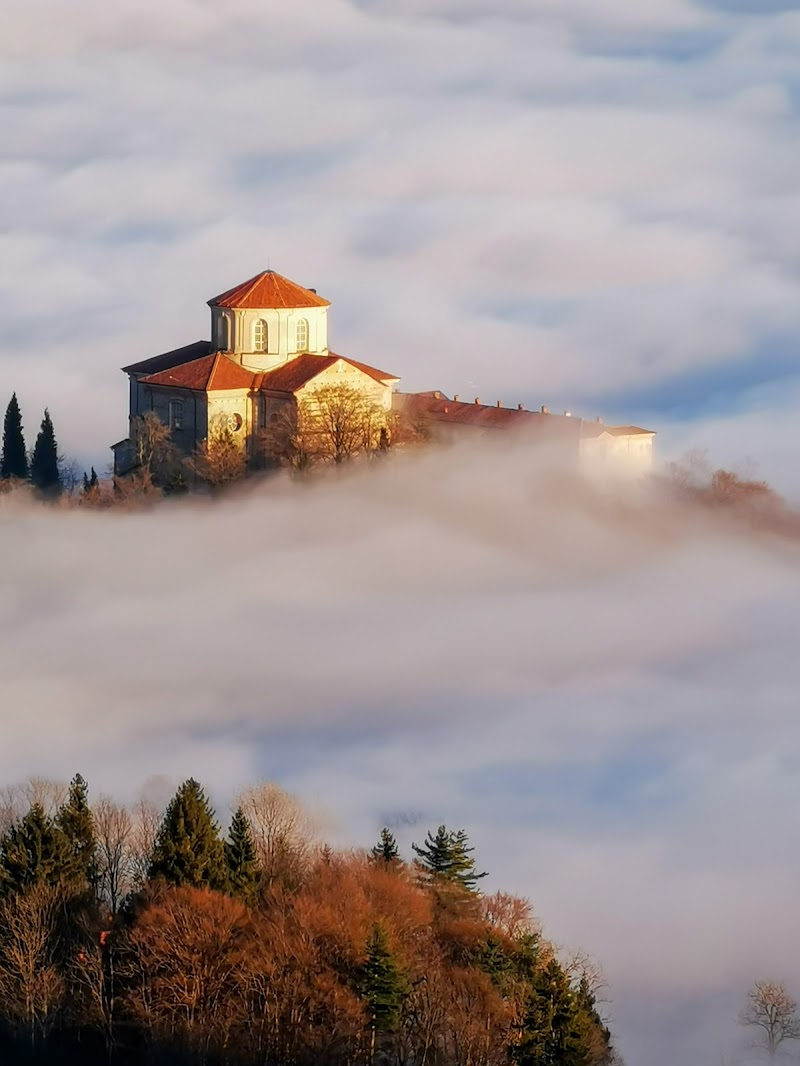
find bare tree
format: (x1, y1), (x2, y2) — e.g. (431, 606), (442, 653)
(128, 796), (163, 890)
(739, 980), (800, 1059)
(187, 416), (247, 487)
(259, 403), (311, 471)
(298, 384), (386, 464)
(483, 891), (538, 940)
(236, 782), (322, 887)
(0, 778), (68, 833)
(129, 411), (176, 485)
(93, 797), (135, 914)
(561, 948), (609, 1004)
(58, 456), (82, 496)
(0, 884), (66, 1048)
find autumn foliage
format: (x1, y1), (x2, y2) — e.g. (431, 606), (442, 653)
(0, 775), (616, 1065)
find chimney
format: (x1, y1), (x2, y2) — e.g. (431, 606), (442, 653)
(596, 415), (604, 424)
(564, 411), (572, 417)
(496, 400), (502, 408)
(308, 287), (317, 293)
(541, 405), (550, 414)
(517, 403), (524, 411)
(433, 391), (441, 399)
(474, 397), (480, 405)
(453, 394), (459, 402)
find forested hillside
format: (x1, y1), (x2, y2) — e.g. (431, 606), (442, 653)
(0, 775), (616, 1065)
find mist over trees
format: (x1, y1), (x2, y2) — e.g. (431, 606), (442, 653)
(0, 773), (617, 1066)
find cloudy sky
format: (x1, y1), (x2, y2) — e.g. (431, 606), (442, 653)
(2, 1), (800, 1063)
(1, 0), (800, 486)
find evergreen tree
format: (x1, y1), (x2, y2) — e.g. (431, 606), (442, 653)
(82, 468), (99, 497)
(56, 773), (96, 890)
(30, 408), (61, 495)
(412, 825), (487, 891)
(574, 977), (614, 1064)
(148, 778), (226, 890)
(0, 803), (71, 895)
(371, 827), (400, 864)
(224, 806), (259, 903)
(1, 393), (28, 480)
(513, 958), (593, 1066)
(358, 924), (409, 1060)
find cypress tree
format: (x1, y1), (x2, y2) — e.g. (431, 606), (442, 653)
(358, 924), (409, 1060)
(224, 806), (259, 903)
(30, 408), (61, 495)
(412, 825), (487, 891)
(1, 393), (28, 480)
(371, 827), (400, 864)
(56, 773), (96, 890)
(148, 779), (226, 890)
(0, 803), (71, 895)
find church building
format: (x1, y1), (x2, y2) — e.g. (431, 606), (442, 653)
(112, 269), (655, 476)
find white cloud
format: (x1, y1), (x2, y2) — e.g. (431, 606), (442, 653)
(2, 447), (800, 1063)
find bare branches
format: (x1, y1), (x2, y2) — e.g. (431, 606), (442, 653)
(187, 415), (247, 487)
(739, 980), (800, 1059)
(298, 384), (387, 465)
(236, 782), (322, 889)
(0, 884), (66, 1046)
(92, 797), (135, 915)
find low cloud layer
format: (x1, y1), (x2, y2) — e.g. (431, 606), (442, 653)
(1, 0), (799, 486)
(2, 446), (800, 1063)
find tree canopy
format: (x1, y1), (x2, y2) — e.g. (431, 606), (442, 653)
(412, 824), (487, 891)
(1, 393), (28, 480)
(148, 778), (227, 890)
(30, 408), (61, 495)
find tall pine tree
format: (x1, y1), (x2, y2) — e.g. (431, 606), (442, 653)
(224, 806), (259, 903)
(0, 804), (71, 895)
(148, 778), (226, 890)
(30, 408), (61, 496)
(513, 958), (594, 1066)
(358, 924), (409, 1061)
(1, 393), (28, 480)
(371, 827), (400, 864)
(412, 825), (487, 891)
(56, 773), (96, 891)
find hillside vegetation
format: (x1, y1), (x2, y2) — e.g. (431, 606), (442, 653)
(0, 775), (617, 1066)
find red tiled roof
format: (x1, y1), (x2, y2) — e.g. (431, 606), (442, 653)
(208, 270), (330, 309)
(259, 354), (338, 393)
(396, 392), (581, 434)
(123, 340), (213, 376)
(140, 354), (255, 392)
(260, 353), (398, 394)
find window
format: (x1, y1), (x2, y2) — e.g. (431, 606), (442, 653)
(255, 395), (267, 429)
(253, 319), (268, 353)
(217, 314), (231, 351)
(296, 318), (309, 352)
(169, 400), (184, 431)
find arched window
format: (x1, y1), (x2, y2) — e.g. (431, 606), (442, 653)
(217, 314), (231, 351)
(168, 399), (184, 431)
(253, 319), (268, 353)
(296, 318), (309, 352)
